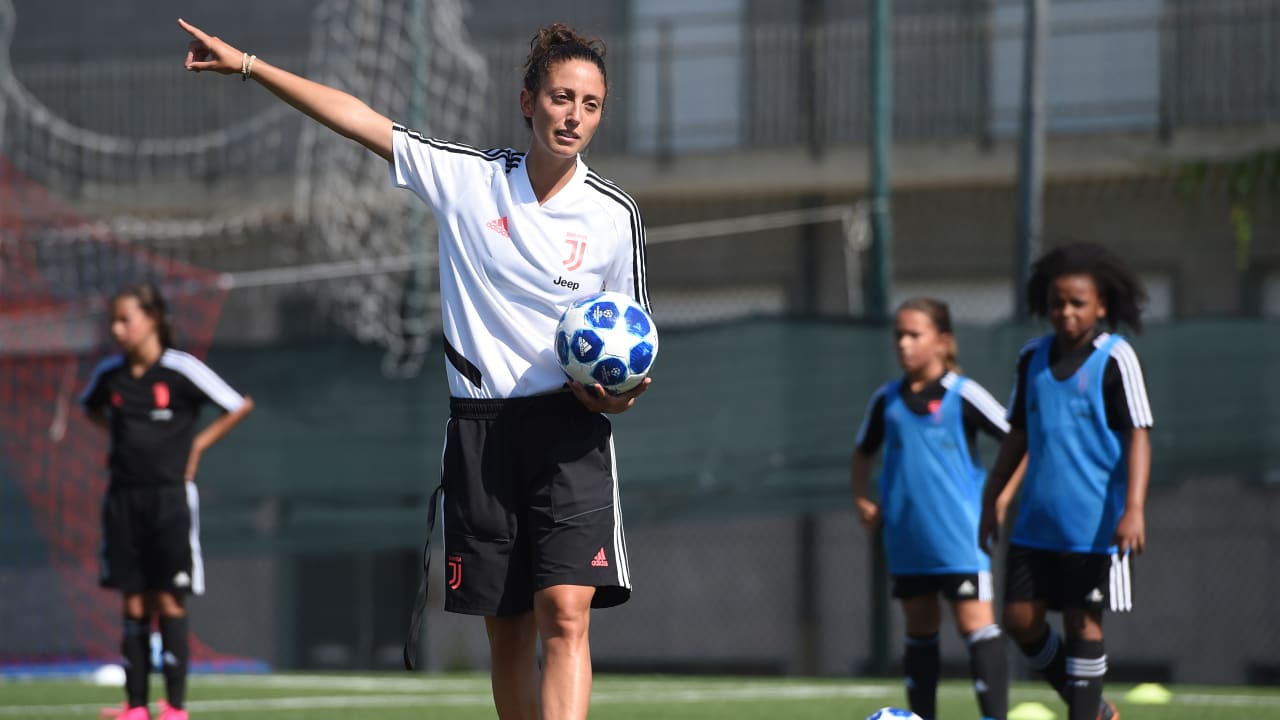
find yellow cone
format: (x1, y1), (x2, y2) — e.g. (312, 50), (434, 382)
(1125, 682), (1173, 704)
(1009, 701), (1057, 720)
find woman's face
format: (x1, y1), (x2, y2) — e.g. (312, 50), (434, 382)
(521, 58), (606, 160)
(110, 296), (158, 354)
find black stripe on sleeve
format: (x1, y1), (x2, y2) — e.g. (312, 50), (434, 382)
(393, 125), (523, 173)
(584, 173), (649, 311)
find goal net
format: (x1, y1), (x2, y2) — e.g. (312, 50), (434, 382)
(0, 0), (487, 668)
(0, 0), (489, 374)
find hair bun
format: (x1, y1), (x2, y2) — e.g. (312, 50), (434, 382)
(521, 23), (608, 109)
(530, 22), (605, 58)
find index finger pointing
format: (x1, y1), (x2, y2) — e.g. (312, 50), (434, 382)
(177, 18), (211, 43)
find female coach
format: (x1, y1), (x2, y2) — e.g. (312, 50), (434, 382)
(180, 19), (651, 720)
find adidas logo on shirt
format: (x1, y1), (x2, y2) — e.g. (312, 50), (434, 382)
(486, 216), (510, 237)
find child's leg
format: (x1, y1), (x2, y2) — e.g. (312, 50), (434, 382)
(954, 598), (1007, 720)
(155, 591), (190, 710)
(1063, 608), (1107, 720)
(1004, 599), (1070, 700)
(1003, 546), (1071, 702)
(121, 593), (151, 709)
(900, 593), (942, 720)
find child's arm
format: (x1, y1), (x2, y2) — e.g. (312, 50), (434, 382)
(996, 452), (1027, 524)
(1113, 427), (1150, 554)
(850, 449), (880, 530)
(185, 397), (255, 481)
(979, 429), (1027, 554)
(80, 357), (119, 430)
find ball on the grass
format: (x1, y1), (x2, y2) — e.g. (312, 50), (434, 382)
(865, 709), (923, 720)
(92, 663), (126, 687)
(555, 291), (658, 395)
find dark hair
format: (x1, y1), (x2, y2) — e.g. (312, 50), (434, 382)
(522, 23), (607, 129)
(113, 282), (175, 349)
(1026, 242), (1147, 333)
(897, 296), (958, 371)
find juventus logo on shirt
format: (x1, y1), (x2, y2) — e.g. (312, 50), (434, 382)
(562, 232), (587, 271)
(152, 382), (170, 407)
(151, 382), (174, 421)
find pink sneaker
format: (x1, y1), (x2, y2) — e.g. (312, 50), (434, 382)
(121, 707), (151, 720)
(157, 699), (189, 720)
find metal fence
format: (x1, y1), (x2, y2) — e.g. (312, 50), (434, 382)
(478, 0), (1280, 157)
(7, 1), (1279, 169)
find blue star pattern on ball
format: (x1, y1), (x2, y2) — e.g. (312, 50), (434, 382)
(865, 708), (923, 720)
(555, 291), (659, 395)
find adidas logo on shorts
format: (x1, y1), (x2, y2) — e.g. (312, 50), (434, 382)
(591, 548), (608, 568)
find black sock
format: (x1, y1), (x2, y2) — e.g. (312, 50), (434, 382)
(904, 633), (940, 719)
(121, 616), (151, 708)
(966, 624), (1008, 720)
(159, 614), (190, 709)
(1065, 638), (1106, 720)
(1018, 624), (1068, 703)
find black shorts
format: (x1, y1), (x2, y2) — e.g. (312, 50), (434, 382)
(893, 571), (993, 601)
(101, 483), (204, 595)
(441, 392), (631, 616)
(1004, 544), (1133, 612)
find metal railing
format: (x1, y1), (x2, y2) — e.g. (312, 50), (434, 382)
(470, 1), (1277, 157)
(5, 2), (1277, 169)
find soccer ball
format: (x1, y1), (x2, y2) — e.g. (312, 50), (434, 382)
(865, 709), (923, 720)
(555, 291), (658, 395)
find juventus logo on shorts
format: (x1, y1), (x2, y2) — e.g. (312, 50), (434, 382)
(447, 555), (463, 590)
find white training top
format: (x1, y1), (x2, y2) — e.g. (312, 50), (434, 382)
(389, 124), (650, 399)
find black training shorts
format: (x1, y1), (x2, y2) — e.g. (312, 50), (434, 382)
(440, 392), (631, 616)
(100, 483), (203, 595)
(1004, 544), (1133, 612)
(892, 571), (993, 601)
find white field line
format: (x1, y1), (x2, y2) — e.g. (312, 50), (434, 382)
(1, 679), (1278, 716)
(0, 685), (889, 717)
(196, 673), (493, 693)
(193, 675), (1280, 707)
